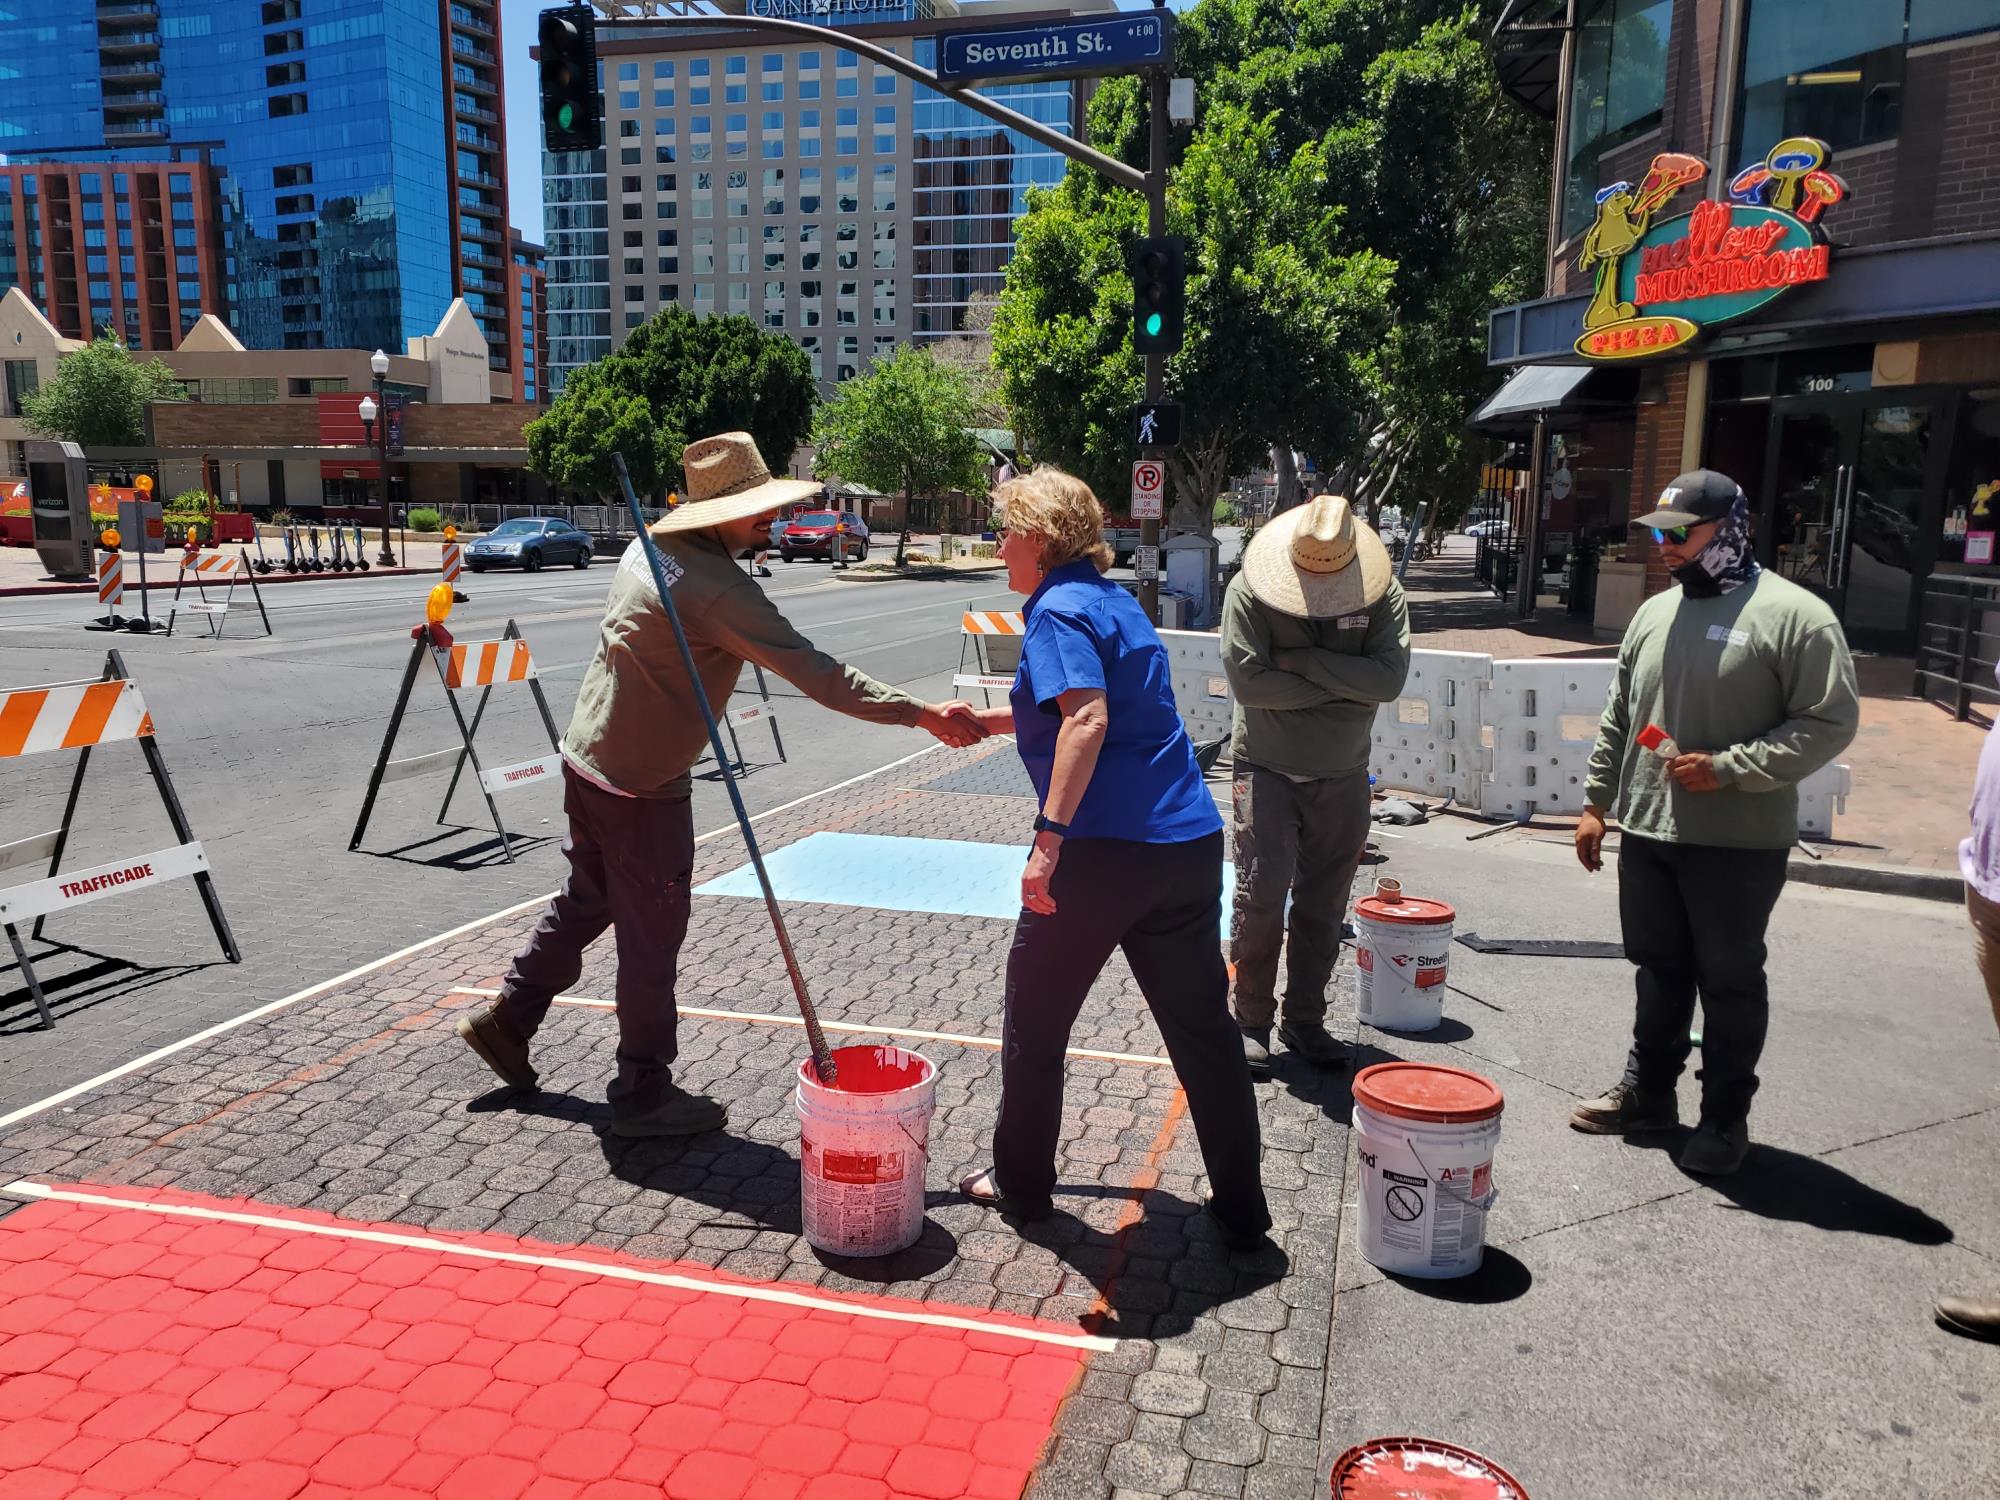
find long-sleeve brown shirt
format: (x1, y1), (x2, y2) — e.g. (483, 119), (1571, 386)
(564, 533), (923, 797)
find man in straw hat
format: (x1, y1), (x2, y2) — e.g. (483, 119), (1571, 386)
(1222, 495), (1410, 1077)
(456, 432), (988, 1136)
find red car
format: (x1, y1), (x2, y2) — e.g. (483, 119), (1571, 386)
(779, 510), (870, 563)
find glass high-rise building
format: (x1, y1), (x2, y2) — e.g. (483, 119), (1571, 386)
(553, 0), (1094, 395)
(0, 1), (523, 394)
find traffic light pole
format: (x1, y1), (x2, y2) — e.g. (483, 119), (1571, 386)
(1140, 67), (1168, 625)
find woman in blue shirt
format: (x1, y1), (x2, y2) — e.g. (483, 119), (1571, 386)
(956, 468), (1270, 1249)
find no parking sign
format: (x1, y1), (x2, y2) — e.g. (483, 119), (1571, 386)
(1131, 459), (1165, 520)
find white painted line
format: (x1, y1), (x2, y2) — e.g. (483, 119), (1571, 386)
(0, 1179), (1115, 1352)
(0, 741), (950, 1135)
(448, 986), (1173, 1067)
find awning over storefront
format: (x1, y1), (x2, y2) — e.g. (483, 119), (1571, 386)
(1469, 364), (1593, 433)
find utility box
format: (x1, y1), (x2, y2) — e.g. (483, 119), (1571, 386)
(1162, 532), (1218, 628)
(26, 440), (93, 581)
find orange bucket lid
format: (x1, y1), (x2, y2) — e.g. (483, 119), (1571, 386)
(1330, 1436), (1528, 1498)
(1353, 1062), (1503, 1125)
(1355, 894), (1455, 926)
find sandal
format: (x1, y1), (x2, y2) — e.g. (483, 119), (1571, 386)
(957, 1166), (1052, 1221)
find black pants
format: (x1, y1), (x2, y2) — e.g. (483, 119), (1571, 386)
(992, 832), (1270, 1234)
(1617, 834), (1789, 1124)
(495, 766), (694, 1116)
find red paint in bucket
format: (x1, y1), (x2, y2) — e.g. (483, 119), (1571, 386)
(808, 1044), (930, 1093)
(1330, 1437), (1528, 1499)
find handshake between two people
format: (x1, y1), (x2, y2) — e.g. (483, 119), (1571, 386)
(916, 699), (1000, 749)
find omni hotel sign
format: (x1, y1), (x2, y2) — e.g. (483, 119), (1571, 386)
(745, 0), (928, 17)
(1574, 138), (1848, 362)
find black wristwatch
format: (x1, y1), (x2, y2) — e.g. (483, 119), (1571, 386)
(1033, 813), (1069, 837)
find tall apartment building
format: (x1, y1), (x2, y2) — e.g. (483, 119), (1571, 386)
(510, 231), (549, 406)
(0, 1), (524, 396)
(543, 0), (1094, 395)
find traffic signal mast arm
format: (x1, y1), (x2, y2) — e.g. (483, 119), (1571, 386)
(565, 6), (1147, 193)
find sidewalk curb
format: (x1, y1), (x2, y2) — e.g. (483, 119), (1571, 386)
(1789, 857), (1962, 904)
(0, 566), (430, 599)
(831, 562), (1006, 583)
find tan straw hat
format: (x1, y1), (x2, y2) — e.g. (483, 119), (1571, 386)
(648, 431), (821, 535)
(1242, 494), (1393, 619)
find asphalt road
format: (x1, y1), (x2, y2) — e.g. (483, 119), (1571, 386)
(0, 554), (1024, 1114)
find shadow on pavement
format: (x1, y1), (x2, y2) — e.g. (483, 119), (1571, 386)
(1630, 1134), (1955, 1244)
(1385, 1247), (1533, 1305)
(1, 941), (218, 1034)
(357, 826), (557, 870)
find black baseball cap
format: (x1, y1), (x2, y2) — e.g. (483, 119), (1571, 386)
(1634, 469), (1744, 530)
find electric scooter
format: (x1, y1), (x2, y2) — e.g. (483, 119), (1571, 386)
(351, 523), (371, 572)
(307, 526), (327, 573)
(330, 524), (352, 573)
(281, 526), (299, 574)
(252, 531), (277, 575)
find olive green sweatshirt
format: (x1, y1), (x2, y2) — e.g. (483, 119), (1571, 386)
(564, 533), (923, 797)
(1220, 571), (1412, 779)
(1584, 571), (1859, 850)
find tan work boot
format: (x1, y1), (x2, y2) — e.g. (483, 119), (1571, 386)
(1570, 1080), (1677, 1134)
(456, 1005), (537, 1092)
(1935, 1295), (2000, 1344)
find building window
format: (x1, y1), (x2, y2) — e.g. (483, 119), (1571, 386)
(800, 223), (821, 271)
(1733, 1), (1989, 173)
(874, 336), (895, 362)
(800, 168), (822, 215)
(873, 220), (896, 270)
(764, 223), (787, 270)
(619, 63), (639, 81)
(764, 169), (785, 215)
(655, 61), (674, 78)
(764, 82), (784, 103)
(875, 72), (896, 97)
(837, 167), (859, 214)
(620, 90), (639, 110)
(802, 335), (821, 378)
(655, 89), (675, 108)
(873, 164), (896, 214)
(1561, 0), (1672, 241)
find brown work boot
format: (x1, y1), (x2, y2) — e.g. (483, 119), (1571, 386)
(610, 1081), (729, 1138)
(1569, 1080), (1677, 1134)
(1935, 1295), (2000, 1344)
(1278, 1021), (1350, 1069)
(1240, 1027), (1273, 1080)
(456, 1004), (537, 1092)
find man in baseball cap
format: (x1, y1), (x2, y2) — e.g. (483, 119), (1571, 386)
(1571, 468), (1859, 1175)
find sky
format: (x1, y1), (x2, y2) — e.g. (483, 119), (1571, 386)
(496, 0), (1184, 240)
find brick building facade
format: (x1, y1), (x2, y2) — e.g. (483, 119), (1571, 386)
(1484, 0), (2000, 648)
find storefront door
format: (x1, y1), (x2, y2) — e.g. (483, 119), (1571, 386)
(1762, 399), (1940, 649)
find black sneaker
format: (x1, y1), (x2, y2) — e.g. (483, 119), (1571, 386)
(609, 1082), (729, 1138)
(1569, 1080), (1677, 1134)
(1240, 1027), (1273, 1080)
(456, 1005), (537, 1092)
(1679, 1119), (1750, 1176)
(1278, 1021), (1350, 1069)
(1204, 1200), (1272, 1253)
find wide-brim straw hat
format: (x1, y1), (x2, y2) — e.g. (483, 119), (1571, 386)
(648, 431), (822, 535)
(1242, 494), (1393, 619)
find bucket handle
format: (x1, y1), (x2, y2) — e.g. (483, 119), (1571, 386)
(1402, 1134), (1499, 1212)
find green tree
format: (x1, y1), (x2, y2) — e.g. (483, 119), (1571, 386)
(20, 334), (185, 448)
(992, 0), (1549, 536)
(811, 345), (985, 567)
(526, 306), (817, 498)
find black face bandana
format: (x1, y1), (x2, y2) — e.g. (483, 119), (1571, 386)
(1672, 492), (1760, 598)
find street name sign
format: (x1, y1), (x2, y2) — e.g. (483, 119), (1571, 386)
(1131, 459), (1165, 521)
(937, 11), (1172, 88)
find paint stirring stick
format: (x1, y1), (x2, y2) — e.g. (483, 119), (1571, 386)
(609, 451), (839, 1089)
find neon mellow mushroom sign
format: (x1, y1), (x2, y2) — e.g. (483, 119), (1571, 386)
(1575, 138), (1849, 361)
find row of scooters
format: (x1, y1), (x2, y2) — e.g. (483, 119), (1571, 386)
(248, 524), (377, 575)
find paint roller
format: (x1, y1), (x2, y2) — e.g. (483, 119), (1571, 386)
(608, 450), (840, 1088)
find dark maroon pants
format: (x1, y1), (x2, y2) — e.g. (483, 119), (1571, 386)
(494, 765), (694, 1114)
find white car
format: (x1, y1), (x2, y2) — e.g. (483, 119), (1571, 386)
(1464, 519), (1508, 539)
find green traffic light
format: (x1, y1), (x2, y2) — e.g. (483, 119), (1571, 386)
(557, 101), (577, 131)
(1144, 312), (1164, 337)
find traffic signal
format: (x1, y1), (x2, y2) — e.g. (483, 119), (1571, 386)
(539, 5), (601, 153)
(1131, 236), (1186, 356)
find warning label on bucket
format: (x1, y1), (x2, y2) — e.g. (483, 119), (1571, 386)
(1378, 1169), (1428, 1253)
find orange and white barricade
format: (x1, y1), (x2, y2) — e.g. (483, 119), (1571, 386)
(954, 609), (1024, 703)
(88, 548), (125, 630)
(0, 653), (239, 1029)
(439, 524), (469, 602)
(693, 663), (786, 779)
(164, 546), (272, 639)
(350, 616), (562, 863)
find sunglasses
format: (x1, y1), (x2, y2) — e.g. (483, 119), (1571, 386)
(1650, 525), (1692, 545)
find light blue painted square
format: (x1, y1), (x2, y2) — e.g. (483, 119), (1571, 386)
(695, 831), (1244, 936)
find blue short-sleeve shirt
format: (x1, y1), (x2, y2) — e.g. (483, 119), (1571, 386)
(1009, 561), (1221, 844)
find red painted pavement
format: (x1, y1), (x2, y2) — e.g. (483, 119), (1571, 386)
(0, 1185), (1084, 1499)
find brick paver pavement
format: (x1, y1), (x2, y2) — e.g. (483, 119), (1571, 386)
(0, 739), (1349, 1500)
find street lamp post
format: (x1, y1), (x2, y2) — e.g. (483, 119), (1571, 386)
(358, 348), (397, 566)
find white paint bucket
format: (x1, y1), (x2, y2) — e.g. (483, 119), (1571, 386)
(795, 1044), (936, 1259)
(1353, 893), (1455, 1032)
(1352, 1061), (1503, 1280)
